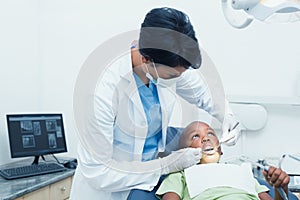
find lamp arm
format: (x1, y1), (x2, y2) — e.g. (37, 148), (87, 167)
(222, 0), (254, 28)
(231, 0), (260, 10)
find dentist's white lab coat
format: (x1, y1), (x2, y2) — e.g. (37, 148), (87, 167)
(70, 53), (223, 200)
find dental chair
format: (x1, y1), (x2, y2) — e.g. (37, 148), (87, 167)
(127, 176), (164, 200)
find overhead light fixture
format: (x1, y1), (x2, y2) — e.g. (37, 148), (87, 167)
(222, 0), (300, 28)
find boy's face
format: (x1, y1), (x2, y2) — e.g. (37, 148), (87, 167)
(182, 122), (222, 164)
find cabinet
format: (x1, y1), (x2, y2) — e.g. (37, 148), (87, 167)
(14, 176), (73, 200)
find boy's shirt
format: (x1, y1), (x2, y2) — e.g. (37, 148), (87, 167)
(156, 170), (269, 200)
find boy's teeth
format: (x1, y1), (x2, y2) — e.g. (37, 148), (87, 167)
(203, 147), (213, 151)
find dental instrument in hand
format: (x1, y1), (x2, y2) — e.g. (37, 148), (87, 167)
(220, 122), (240, 143)
(240, 156), (289, 200)
(231, 122), (240, 131)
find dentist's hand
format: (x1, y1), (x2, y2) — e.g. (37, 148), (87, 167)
(221, 114), (241, 146)
(160, 148), (202, 175)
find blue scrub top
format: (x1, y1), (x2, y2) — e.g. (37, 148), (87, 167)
(133, 72), (162, 161)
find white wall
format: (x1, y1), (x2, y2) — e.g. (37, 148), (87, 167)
(0, 1), (40, 164)
(0, 0), (299, 165)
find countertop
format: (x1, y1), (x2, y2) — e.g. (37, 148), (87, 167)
(0, 157), (75, 200)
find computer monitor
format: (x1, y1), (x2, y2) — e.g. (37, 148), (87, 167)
(6, 113), (67, 164)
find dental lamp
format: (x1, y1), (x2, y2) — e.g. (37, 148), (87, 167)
(222, 0), (300, 28)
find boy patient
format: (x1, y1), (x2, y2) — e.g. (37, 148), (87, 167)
(156, 121), (290, 200)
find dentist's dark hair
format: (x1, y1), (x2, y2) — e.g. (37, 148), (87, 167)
(139, 7), (202, 69)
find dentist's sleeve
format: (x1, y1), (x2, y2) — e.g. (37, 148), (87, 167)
(77, 144), (162, 192)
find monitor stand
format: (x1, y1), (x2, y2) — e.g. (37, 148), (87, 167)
(32, 155), (45, 165)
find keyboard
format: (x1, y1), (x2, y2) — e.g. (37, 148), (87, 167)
(0, 162), (66, 180)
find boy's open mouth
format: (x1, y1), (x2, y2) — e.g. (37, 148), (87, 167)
(202, 146), (216, 155)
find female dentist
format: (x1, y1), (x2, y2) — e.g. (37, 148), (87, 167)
(70, 7), (240, 200)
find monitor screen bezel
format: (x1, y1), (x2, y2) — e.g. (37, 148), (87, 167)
(6, 113), (68, 158)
